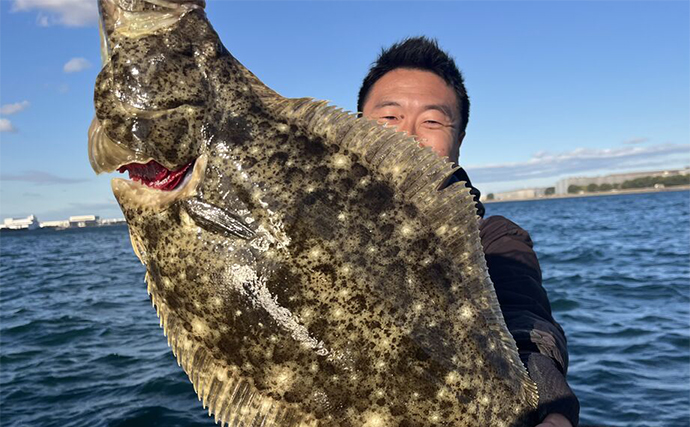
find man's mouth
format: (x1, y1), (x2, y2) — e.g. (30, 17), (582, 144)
(117, 160), (194, 191)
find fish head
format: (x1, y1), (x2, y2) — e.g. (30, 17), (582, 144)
(90, 0), (244, 177)
(90, 0), (273, 246)
(90, 0), (264, 269)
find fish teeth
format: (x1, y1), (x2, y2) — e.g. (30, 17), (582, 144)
(111, 154), (208, 210)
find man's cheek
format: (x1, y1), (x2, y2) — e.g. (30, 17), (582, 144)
(419, 137), (452, 159)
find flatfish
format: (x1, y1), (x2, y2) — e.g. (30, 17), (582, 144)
(88, 0), (538, 425)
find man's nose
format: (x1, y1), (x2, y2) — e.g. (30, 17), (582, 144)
(397, 118), (417, 137)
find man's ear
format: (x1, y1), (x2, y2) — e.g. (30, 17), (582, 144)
(458, 131), (466, 147)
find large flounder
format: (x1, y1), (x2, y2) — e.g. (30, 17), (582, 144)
(89, 0), (539, 425)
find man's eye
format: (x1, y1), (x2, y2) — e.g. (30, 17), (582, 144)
(423, 120), (443, 128)
(380, 116), (398, 121)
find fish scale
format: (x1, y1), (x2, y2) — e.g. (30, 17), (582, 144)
(89, 1), (539, 425)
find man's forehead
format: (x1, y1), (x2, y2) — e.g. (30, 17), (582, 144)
(367, 68), (460, 118)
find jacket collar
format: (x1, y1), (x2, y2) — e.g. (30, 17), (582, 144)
(443, 167), (486, 218)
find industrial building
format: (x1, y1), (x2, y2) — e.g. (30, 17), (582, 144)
(555, 168), (690, 195)
(489, 188), (548, 201)
(0, 215), (40, 230)
(40, 220), (70, 229)
(68, 215), (100, 227)
(1, 214), (126, 231)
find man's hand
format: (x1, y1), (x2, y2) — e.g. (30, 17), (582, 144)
(536, 413), (573, 427)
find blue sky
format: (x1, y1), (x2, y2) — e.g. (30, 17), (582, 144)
(1, 0), (688, 221)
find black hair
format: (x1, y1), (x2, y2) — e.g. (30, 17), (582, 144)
(357, 36), (470, 133)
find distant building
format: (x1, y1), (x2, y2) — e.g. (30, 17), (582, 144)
(100, 218), (126, 226)
(492, 188), (547, 201)
(1, 215), (40, 230)
(555, 167), (690, 195)
(41, 220), (70, 229)
(69, 215), (100, 228)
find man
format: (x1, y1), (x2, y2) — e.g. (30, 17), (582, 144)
(358, 37), (580, 427)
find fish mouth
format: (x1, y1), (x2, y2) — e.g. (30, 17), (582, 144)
(117, 159), (194, 192)
(111, 154), (207, 210)
(88, 117), (206, 208)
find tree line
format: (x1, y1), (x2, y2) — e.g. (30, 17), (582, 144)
(567, 174), (690, 194)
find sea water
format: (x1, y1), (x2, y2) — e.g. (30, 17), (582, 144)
(1, 190), (688, 426)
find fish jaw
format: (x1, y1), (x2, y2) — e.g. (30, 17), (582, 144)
(88, 116), (152, 174)
(111, 154), (206, 267)
(112, 153), (207, 211)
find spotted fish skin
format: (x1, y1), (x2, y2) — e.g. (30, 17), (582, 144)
(90, 1), (539, 425)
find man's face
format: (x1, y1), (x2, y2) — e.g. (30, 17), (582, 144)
(361, 68), (465, 163)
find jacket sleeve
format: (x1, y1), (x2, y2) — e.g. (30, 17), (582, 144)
(479, 215), (580, 426)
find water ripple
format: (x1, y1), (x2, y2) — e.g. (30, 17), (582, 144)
(486, 191), (690, 426)
(1, 191), (688, 426)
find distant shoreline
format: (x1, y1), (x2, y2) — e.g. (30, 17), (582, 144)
(0, 222), (128, 234)
(483, 185), (690, 204)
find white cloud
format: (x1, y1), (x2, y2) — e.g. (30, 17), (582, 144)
(63, 57), (92, 73)
(0, 101), (30, 115)
(0, 118), (17, 133)
(623, 137), (649, 145)
(465, 143), (690, 184)
(37, 14), (51, 27)
(11, 0), (98, 27)
(0, 171), (88, 185)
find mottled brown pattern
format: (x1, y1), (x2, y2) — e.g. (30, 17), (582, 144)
(92, 1), (538, 426)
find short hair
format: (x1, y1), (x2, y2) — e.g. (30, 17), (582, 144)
(357, 36), (470, 134)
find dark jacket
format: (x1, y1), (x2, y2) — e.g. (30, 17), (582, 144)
(449, 168), (580, 426)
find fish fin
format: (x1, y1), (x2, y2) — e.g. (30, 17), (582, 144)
(182, 198), (255, 240)
(147, 275), (317, 426)
(232, 56), (284, 101)
(272, 98), (540, 409)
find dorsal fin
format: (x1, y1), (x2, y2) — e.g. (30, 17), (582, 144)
(231, 55), (283, 101)
(266, 97), (539, 409)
